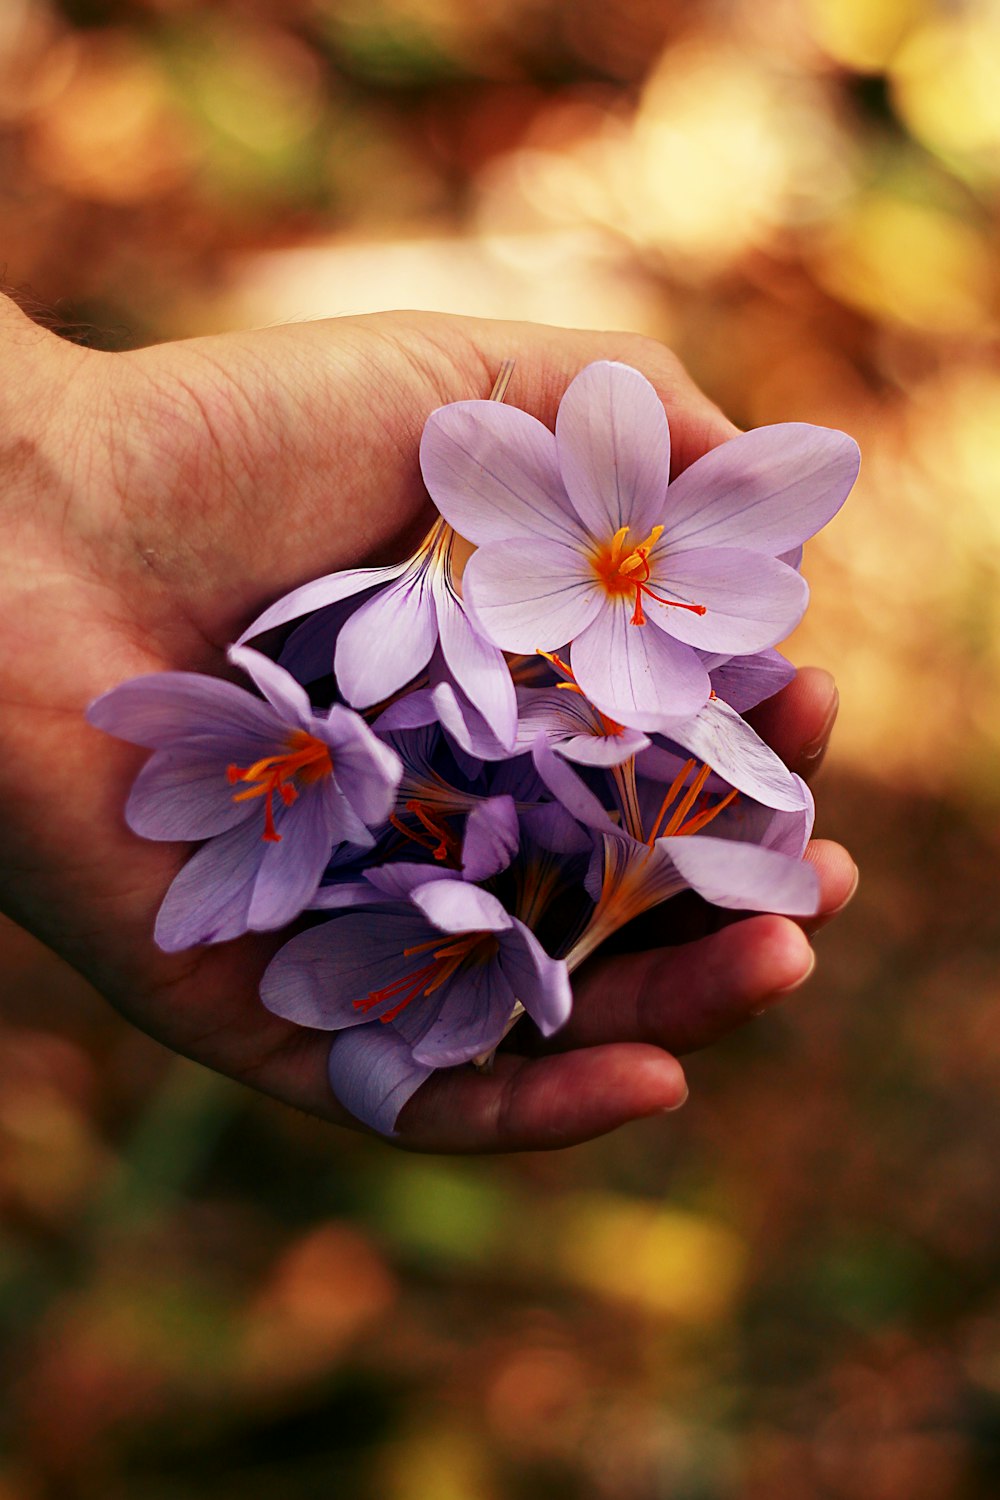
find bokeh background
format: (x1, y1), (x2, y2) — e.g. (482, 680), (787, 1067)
(3, 0), (1000, 1495)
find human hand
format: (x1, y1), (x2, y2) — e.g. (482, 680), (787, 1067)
(0, 300), (856, 1150)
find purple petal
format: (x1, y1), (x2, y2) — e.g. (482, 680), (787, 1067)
(411, 879), (512, 935)
(260, 906), (433, 1028)
(247, 794), (336, 930)
(661, 697), (806, 811)
(372, 686), (438, 735)
(555, 361), (669, 540)
(431, 681), (514, 760)
(364, 863), (457, 901)
(126, 749), (250, 841)
(664, 423), (860, 554)
(277, 600), (356, 684)
(646, 547), (808, 653)
(704, 648), (795, 713)
(462, 796), (520, 882)
(308, 882), (376, 909)
(327, 1027), (433, 1136)
(571, 598), (710, 729)
(236, 561), (409, 644)
(514, 686), (649, 767)
(154, 818), (264, 951)
(335, 567), (439, 708)
(87, 673), (278, 749)
(531, 736), (613, 832)
(434, 577), (517, 749)
(420, 400), (587, 547)
(406, 962), (516, 1067)
(229, 645), (312, 727)
(463, 539), (603, 654)
(320, 704), (402, 827)
(660, 834), (820, 916)
(497, 920), (572, 1037)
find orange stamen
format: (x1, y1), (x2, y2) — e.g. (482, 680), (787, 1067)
(591, 526), (706, 627)
(646, 758), (696, 845)
(354, 931), (499, 1023)
(389, 800), (461, 862)
(227, 730), (332, 843)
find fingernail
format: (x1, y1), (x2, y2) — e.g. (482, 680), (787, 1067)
(660, 1081), (689, 1112)
(800, 684), (839, 773)
(828, 862), (860, 917)
(750, 949), (816, 1015)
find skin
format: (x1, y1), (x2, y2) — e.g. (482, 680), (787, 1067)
(0, 297), (857, 1152)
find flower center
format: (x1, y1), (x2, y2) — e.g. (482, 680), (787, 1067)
(353, 930), (501, 1024)
(227, 730), (333, 843)
(389, 799), (462, 863)
(592, 525), (707, 627)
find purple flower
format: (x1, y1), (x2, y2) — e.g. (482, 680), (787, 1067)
(86, 646), (402, 951)
(261, 868), (572, 1134)
(420, 360), (859, 729)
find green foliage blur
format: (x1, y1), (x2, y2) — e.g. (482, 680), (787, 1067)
(2, 1), (1000, 1496)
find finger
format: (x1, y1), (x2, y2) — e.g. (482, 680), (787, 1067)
(393, 1043), (688, 1154)
(543, 838), (857, 1053)
(747, 665), (839, 780)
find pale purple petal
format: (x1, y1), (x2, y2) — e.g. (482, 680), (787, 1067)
(319, 704), (402, 826)
(125, 749), (251, 841)
(236, 561), (409, 644)
(335, 567), (439, 708)
(87, 673), (278, 749)
(463, 539), (603, 654)
(645, 547), (808, 653)
(661, 697), (806, 811)
(327, 1027), (433, 1136)
(531, 736), (613, 832)
(248, 795), (335, 930)
(462, 796), (519, 882)
(434, 576), (517, 748)
(660, 834), (820, 916)
(364, 863), (456, 901)
(555, 361), (670, 540)
(406, 963), (516, 1067)
(260, 906), (433, 1028)
(308, 882), (375, 909)
(431, 681), (513, 760)
(228, 645), (312, 727)
(154, 818), (264, 952)
(420, 400), (587, 547)
(277, 599), (358, 684)
(514, 687), (650, 767)
(372, 686), (437, 735)
(321, 777), (376, 851)
(663, 423), (860, 554)
(411, 879), (513, 935)
(704, 648), (795, 712)
(497, 920), (572, 1037)
(571, 598), (710, 729)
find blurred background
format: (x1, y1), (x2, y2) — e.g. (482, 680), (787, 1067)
(2, 0), (1000, 1495)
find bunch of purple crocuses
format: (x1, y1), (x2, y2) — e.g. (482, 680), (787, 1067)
(88, 359), (859, 1134)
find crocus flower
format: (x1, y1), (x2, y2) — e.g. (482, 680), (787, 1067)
(420, 360), (859, 729)
(86, 646), (402, 951)
(261, 861), (572, 1134)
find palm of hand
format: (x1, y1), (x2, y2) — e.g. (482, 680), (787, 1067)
(0, 311), (854, 1150)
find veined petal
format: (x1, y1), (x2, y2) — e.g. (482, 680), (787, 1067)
(513, 686), (648, 767)
(498, 921), (572, 1037)
(555, 361), (670, 539)
(646, 547), (808, 653)
(462, 795), (520, 882)
(420, 400), (587, 547)
(320, 704), (402, 827)
(248, 795), (335, 930)
(407, 963), (516, 1068)
(463, 539), (602, 654)
(703, 648), (795, 712)
(431, 681), (514, 761)
(412, 878), (513, 935)
(260, 906), (433, 1028)
(87, 673), (278, 749)
(327, 1027), (433, 1136)
(571, 598), (710, 729)
(664, 423), (860, 554)
(154, 818), (264, 951)
(126, 748), (251, 841)
(229, 645), (312, 727)
(660, 834), (820, 916)
(434, 576), (517, 749)
(372, 686), (438, 735)
(531, 735), (614, 832)
(660, 696), (807, 811)
(335, 565), (439, 708)
(236, 560), (409, 644)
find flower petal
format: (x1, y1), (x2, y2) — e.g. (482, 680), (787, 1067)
(434, 575), (517, 748)
(327, 1027), (433, 1136)
(229, 645), (312, 727)
(87, 673), (278, 749)
(126, 749), (250, 841)
(462, 795), (520, 882)
(703, 648), (795, 712)
(420, 400), (587, 547)
(660, 834), (820, 916)
(431, 681), (513, 760)
(320, 704), (402, 827)
(664, 423), (860, 554)
(411, 878), (513, 935)
(531, 736), (613, 832)
(647, 547), (808, 653)
(555, 361), (670, 540)
(407, 962), (517, 1067)
(463, 539), (603, 654)
(571, 598), (711, 729)
(514, 686), (649, 767)
(659, 696), (807, 811)
(236, 561), (409, 644)
(335, 566), (439, 707)
(154, 818), (264, 951)
(498, 921), (572, 1037)
(248, 793), (336, 929)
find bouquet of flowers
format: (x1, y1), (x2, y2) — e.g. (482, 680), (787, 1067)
(87, 358), (859, 1134)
